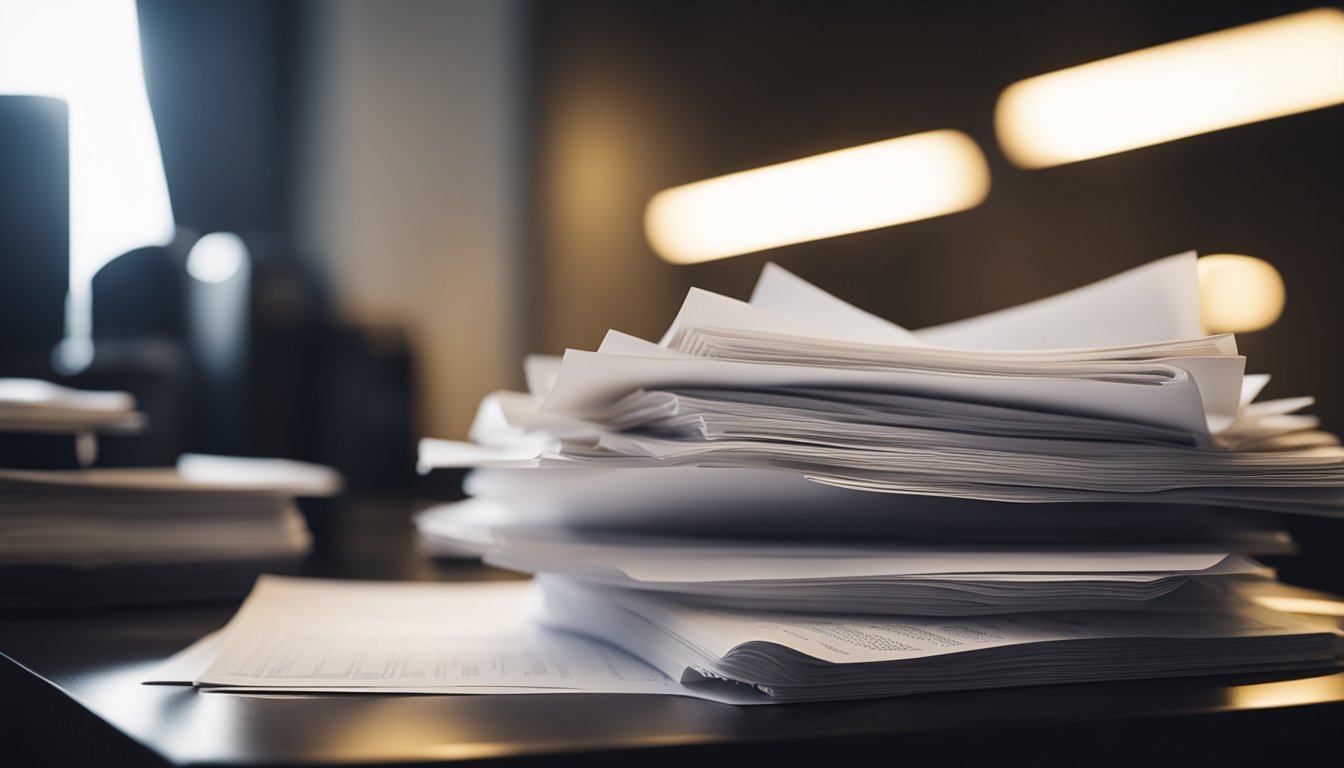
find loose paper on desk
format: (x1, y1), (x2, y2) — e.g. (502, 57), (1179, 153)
(189, 576), (764, 704)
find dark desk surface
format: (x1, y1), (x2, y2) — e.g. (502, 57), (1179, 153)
(4, 496), (1344, 767)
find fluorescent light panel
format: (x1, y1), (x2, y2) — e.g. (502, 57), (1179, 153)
(646, 129), (990, 264)
(997, 8), (1344, 168)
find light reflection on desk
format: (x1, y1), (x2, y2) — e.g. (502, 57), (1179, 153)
(1228, 673), (1344, 710)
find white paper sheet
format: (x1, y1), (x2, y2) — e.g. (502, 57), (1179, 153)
(524, 354), (564, 400)
(485, 538), (1239, 582)
(657, 287), (837, 347)
(914, 251), (1203, 349)
(191, 576), (762, 703)
(749, 263), (925, 346)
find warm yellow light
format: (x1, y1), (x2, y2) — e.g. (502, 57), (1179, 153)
(1251, 594), (1344, 617)
(1228, 675), (1344, 710)
(645, 130), (990, 264)
(996, 8), (1344, 168)
(1197, 254), (1286, 333)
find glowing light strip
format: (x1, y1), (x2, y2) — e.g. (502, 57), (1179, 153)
(645, 130), (990, 264)
(996, 8), (1344, 168)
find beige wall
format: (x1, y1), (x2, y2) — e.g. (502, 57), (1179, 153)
(296, 0), (523, 440)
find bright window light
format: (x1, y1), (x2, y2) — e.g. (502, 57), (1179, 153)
(1197, 254), (1286, 334)
(996, 8), (1344, 168)
(0, 0), (175, 368)
(645, 129), (991, 264)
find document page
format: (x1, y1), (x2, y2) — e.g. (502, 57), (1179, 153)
(193, 576), (756, 700)
(914, 251), (1203, 349)
(749, 262), (925, 346)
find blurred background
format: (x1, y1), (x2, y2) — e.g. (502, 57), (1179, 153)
(1, 1), (1341, 576)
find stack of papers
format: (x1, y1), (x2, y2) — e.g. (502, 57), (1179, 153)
(166, 253), (1343, 704)
(0, 378), (147, 468)
(421, 254), (1344, 519)
(0, 454), (341, 611)
(0, 378), (145, 434)
(400, 252), (1344, 701)
(536, 576), (1340, 703)
(426, 254), (1344, 516)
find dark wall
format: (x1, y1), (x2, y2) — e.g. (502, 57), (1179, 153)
(137, 0), (299, 237)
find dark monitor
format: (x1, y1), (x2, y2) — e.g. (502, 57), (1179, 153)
(0, 94), (69, 376)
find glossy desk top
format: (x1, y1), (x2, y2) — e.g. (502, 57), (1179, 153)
(3, 497), (1343, 767)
